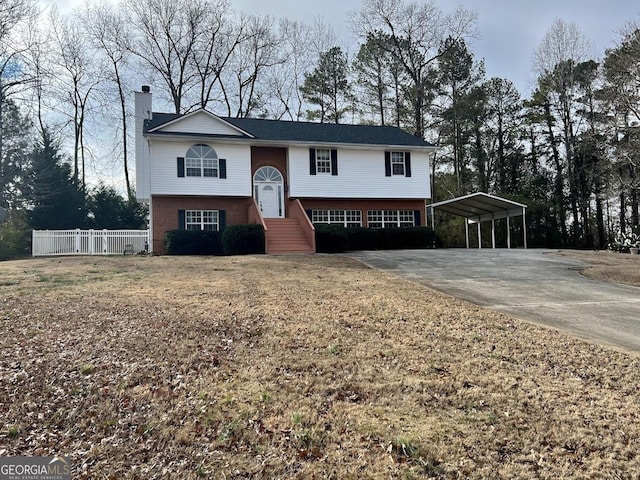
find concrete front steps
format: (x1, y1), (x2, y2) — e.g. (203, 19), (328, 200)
(264, 218), (314, 254)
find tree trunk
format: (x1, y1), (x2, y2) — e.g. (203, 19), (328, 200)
(620, 190), (626, 234)
(595, 195), (605, 249)
(544, 101), (567, 245)
(115, 67), (131, 199)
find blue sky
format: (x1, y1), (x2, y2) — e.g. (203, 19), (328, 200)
(48, 0), (640, 96)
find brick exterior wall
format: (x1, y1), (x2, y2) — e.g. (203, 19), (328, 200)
(251, 146), (288, 215)
(151, 195), (252, 254)
(298, 198), (426, 227)
(251, 146), (288, 177)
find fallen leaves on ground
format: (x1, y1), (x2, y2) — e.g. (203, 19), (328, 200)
(0, 253), (639, 479)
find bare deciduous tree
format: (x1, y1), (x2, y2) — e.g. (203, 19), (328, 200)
(123, 0), (209, 114)
(0, 0), (35, 40)
(49, 7), (103, 188)
(222, 14), (286, 118)
(532, 18), (593, 76)
(262, 19), (310, 120)
(82, 0), (134, 198)
(189, 0), (241, 111)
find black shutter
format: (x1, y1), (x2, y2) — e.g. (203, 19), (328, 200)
(305, 209), (313, 221)
(219, 210), (226, 230)
(309, 148), (316, 175)
(177, 157), (185, 177)
(405, 152), (411, 177)
(331, 149), (338, 176)
(384, 151), (391, 177)
(414, 210), (421, 226)
(178, 210), (186, 230)
(219, 159), (227, 179)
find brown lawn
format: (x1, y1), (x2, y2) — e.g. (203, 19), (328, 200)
(554, 249), (640, 288)
(0, 251), (639, 479)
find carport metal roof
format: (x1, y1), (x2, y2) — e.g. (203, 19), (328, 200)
(427, 192), (527, 248)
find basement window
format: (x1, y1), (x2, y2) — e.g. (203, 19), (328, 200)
(185, 210), (219, 231)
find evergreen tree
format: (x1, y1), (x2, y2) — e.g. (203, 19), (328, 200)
(88, 183), (147, 229)
(300, 47), (351, 123)
(481, 78), (523, 194)
(352, 31), (408, 126)
(436, 37), (484, 194)
(0, 97), (33, 209)
(28, 129), (88, 229)
(0, 209), (30, 259)
(603, 27), (640, 236)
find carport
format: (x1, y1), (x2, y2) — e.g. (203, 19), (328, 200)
(427, 192), (527, 249)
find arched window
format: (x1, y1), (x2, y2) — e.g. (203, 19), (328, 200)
(186, 144), (218, 177)
(253, 166), (283, 183)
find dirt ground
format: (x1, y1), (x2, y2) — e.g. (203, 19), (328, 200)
(0, 251), (639, 479)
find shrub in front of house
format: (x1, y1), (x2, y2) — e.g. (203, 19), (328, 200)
(315, 224), (350, 253)
(222, 224), (265, 255)
(315, 224), (439, 252)
(164, 230), (224, 255)
(345, 227), (379, 250)
(376, 226), (437, 249)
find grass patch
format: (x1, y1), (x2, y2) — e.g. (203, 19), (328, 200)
(79, 364), (95, 375)
(391, 437), (444, 476)
(35, 274), (78, 286)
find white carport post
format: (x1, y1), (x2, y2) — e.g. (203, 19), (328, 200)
(465, 218), (470, 249)
(523, 207), (528, 249)
(506, 215), (511, 249)
(477, 221), (482, 249)
(491, 215), (496, 249)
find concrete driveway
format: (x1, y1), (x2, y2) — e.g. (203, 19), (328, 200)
(347, 249), (640, 353)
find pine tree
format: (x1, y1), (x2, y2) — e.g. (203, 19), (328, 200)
(300, 47), (351, 123)
(0, 97), (33, 209)
(88, 183), (147, 229)
(28, 129), (88, 229)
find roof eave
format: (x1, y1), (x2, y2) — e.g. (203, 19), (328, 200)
(144, 132), (438, 150)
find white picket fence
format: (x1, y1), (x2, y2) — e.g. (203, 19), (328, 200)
(32, 229), (149, 257)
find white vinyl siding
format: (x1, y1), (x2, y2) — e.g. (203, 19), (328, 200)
(289, 146), (430, 199)
(159, 111), (244, 135)
(149, 141), (251, 196)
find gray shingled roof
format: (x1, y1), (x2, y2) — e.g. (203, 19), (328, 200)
(145, 112), (434, 148)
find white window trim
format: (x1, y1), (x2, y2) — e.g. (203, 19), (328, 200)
(391, 151), (406, 176)
(367, 210), (415, 228)
(186, 144), (219, 178)
(312, 209), (362, 227)
(185, 210), (219, 231)
(315, 148), (332, 174)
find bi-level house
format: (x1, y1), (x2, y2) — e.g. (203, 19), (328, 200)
(135, 86), (436, 254)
